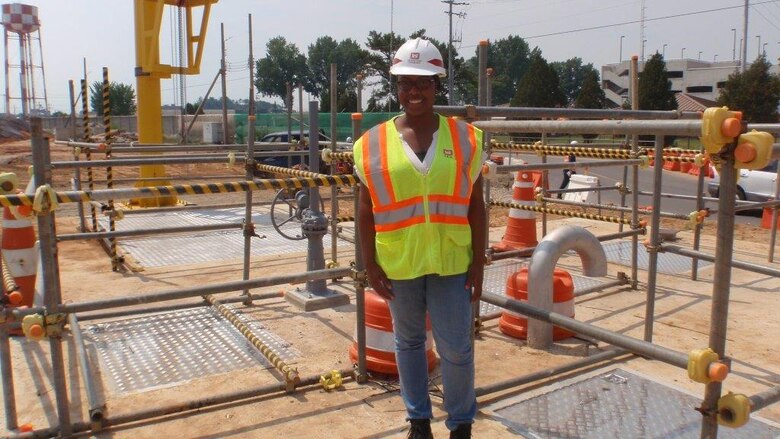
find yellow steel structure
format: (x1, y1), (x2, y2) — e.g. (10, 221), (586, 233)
(133, 0), (218, 206)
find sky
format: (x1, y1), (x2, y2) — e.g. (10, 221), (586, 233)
(5, 0), (780, 114)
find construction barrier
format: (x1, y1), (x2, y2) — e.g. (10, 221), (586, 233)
(349, 289), (436, 375)
(499, 267), (576, 340)
(492, 171), (538, 252)
(1, 197), (37, 308)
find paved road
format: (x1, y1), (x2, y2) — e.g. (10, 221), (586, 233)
(496, 153), (763, 226)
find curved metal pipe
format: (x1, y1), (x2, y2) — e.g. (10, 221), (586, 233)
(528, 225), (608, 349)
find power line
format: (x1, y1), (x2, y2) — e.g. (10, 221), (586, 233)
(443, 0), (468, 104)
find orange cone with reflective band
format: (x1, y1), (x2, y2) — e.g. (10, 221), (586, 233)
(349, 289), (436, 375)
(1, 193), (37, 308)
(499, 267), (576, 340)
(492, 171), (538, 252)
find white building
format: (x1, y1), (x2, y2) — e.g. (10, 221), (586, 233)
(601, 58), (780, 108)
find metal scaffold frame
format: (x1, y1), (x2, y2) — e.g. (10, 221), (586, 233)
(2, 50), (780, 439)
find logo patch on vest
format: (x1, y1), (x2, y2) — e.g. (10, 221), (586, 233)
(443, 148), (453, 158)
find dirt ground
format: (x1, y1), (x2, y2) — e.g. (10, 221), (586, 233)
(1, 139), (779, 438)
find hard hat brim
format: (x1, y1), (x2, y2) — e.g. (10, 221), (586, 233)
(390, 64), (446, 78)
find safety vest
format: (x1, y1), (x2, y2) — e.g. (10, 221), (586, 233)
(354, 115), (483, 280)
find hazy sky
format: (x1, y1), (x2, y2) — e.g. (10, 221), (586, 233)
(6, 0), (780, 113)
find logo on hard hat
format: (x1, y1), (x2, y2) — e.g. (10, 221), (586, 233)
(409, 52), (421, 64)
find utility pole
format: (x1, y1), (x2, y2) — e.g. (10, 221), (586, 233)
(220, 23), (228, 144)
(639, 0), (646, 61)
(443, 0), (467, 105)
(741, 0), (748, 72)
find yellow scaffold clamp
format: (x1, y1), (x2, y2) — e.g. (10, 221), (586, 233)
(638, 155), (650, 169)
(534, 186), (544, 202)
(481, 160), (498, 180)
(717, 391), (751, 428)
(688, 209), (709, 229)
(321, 148), (333, 164)
(319, 369), (343, 391)
(687, 347), (729, 384)
(700, 107), (742, 155)
(22, 313), (66, 341)
(226, 151), (236, 168)
(32, 184), (59, 215)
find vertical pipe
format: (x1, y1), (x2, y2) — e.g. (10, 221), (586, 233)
(768, 162), (779, 262)
(286, 81), (292, 142)
(220, 23), (229, 145)
(18, 32), (28, 117)
(0, 319), (18, 431)
(351, 113), (367, 381)
(643, 135), (665, 342)
(691, 147), (707, 279)
(67, 313), (103, 425)
(741, 0), (748, 72)
(36, 30), (49, 113)
(330, 63), (338, 267)
(102, 67), (118, 271)
(4, 30), (9, 114)
(305, 101), (327, 294)
(700, 144), (739, 439)
(69, 80), (87, 233)
(298, 84), (303, 140)
(81, 79), (97, 232)
(630, 56), (640, 288)
(31, 117), (72, 436)
(541, 132), (548, 237)
(242, 14), (255, 305)
(26, 33), (36, 112)
(356, 74), (363, 113)
(476, 40), (489, 331)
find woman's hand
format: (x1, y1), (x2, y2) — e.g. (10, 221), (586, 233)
(466, 259), (485, 303)
(366, 262), (394, 300)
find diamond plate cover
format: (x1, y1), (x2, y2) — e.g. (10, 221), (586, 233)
(83, 306), (299, 395)
(490, 368), (779, 439)
(602, 241), (711, 275)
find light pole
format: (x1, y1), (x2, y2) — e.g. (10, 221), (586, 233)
(763, 42), (768, 57)
(681, 47), (686, 59)
(642, 39), (647, 60)
(698, 51), (703, 61)
(757, 35), (761, 59)
(714, 54), (718, 62)
(619, 35), (625, 62)
(731, 28), (737, 60)
(662, 44), (667, 58)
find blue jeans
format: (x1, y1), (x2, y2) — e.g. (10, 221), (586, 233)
(387, 273), (476, 431)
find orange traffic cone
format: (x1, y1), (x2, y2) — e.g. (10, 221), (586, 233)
(349, 289), (436, 375)
(2, 193), (37, 308)
(499, 267), (576, 340)
(492, 171), (538, 252)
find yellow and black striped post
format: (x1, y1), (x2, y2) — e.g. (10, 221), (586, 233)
(490, 200), (636, 225)
(102, 67), (118, 271)
(81, 78), (97, 232)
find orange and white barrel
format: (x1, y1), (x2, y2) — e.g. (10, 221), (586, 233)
(492, 170), (538, 252)
(349, 289), (436, 375)
(499, 267), (576, 341)
(2, 201), (37, 308)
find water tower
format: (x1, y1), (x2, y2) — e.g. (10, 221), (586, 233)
(2, 3), (48, 116)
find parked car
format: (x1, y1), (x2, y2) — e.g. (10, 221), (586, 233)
(254, 131), (330, 176)
(707, 159), (778, 201)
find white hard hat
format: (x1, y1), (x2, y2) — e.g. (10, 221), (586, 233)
(570, 140), (578, 145)
(390, 38), (446, 77)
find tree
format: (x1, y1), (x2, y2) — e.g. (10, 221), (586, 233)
(638, 53), (677, 110)
(255, 37), (313, 112)
(717, 55), (780, 123)
(89, 81), (136, 116)
(465, 35), (531, 105)
(511, 49), (565, 108)
(575, 70), (607, 109)
(307, 37), (370, 112)
(551, 57), (598, 106)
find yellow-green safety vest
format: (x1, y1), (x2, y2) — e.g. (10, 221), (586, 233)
(354, 114), (483, 280)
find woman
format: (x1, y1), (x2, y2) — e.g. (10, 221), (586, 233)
(353, 38), (485, 439)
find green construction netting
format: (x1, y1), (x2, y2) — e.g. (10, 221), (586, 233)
(234, 112), (399, 143)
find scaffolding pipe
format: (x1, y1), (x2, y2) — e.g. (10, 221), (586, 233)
(527, 225), (608, 349)
(692, 157), (708, 280)
(700, 143), (739, 438)
(54, 267), (352, 315)
(54, 141), (353, 152)
(475, 119), (703, 137)
(537, 196), (688, 221)
(480, 291), (689, 368)
(770, 162), (780, 263)
(76, 291), (284, 323)
(11, 368), (356, 439)
(643, 136), (665, 344)
(435, 105), (699, 120)
(748, 386), (780, 412)
(67, 313), (104, 425)
(546, 186), (620, 194)
(0, 319), (17, 431)
(574, 276), (631, 297)
(0, 175), (358, 206)
(661, 245), (780, 278)
(490, 200), (633, 225)
(488, 229), (645, 261)
(497, 158), (644, 173)
(31, 118), (72, 436)
(51, 156), (236, 169)
(475, 349), (628, 397)
(57, 222), (244, 241)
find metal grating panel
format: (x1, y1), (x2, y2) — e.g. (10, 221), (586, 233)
(602, 241), (712, 275)
(490, 368), (779, 438)
(100, 207), (350, 268)
(480, 259), (606, 315)
(83, 306), (299, 395)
